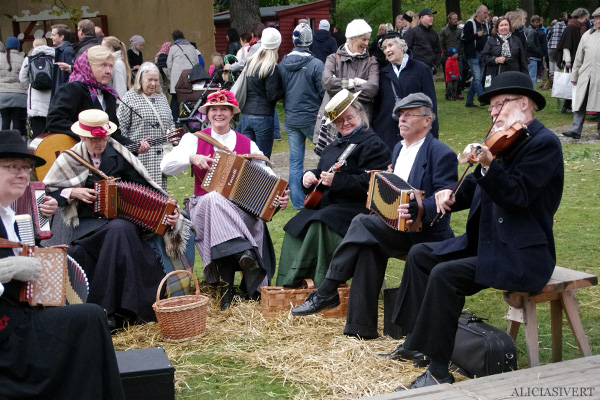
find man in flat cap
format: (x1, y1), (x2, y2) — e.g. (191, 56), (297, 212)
(382, 71), (564, 389)
(290, 93), (457, 341)
(404, 8), (442, 70)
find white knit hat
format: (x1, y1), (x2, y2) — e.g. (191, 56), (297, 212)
(345, 19), (372, 38)
(319, 19), (331, 31)
(261, 27), (282, 50)
(293, 23), (313, 47)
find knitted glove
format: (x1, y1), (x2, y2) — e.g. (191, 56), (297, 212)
(450, 74), (457, 80)
(353, 78), (367, 87)
(0, 256), (42, 283)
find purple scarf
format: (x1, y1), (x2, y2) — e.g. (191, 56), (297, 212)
(68, 50), (119, 101)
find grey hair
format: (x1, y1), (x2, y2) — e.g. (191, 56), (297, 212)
(382, 37), (407, 52)
(421, 106), (437, 124)
(134, 62), (161, 94)
(571, 8), (590, 18)
(350, 101), (370, 130)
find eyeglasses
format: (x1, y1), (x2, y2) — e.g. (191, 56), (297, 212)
(85, 136), (110, 144)
(1, 163), (34, 175)
(487, 97), (522, 114)
(335, 113), (358, 125)
(397, 112), (428, 119)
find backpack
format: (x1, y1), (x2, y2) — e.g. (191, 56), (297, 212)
(28, 54), (54, 91)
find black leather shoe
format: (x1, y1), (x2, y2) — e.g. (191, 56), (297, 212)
(378, 344), (430, 367)
(291, 290), (340, 316)
(106, 314), (117, 331)
(403, 370), (454, 389)
(237, 250), (259, 271)
(220, 285), (234, 311)
(465, 103), (478, 108)
(562, 131), (581, 139)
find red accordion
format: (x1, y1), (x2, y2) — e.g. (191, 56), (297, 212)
(94, 180), (177, 236)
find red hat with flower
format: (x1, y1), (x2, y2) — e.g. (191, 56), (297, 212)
(198, 89), (241, 115)
(70, 109), (117, 138)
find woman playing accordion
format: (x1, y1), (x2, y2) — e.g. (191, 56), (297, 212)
(161, 89), (289, 310)
(44, 110), (191, 328)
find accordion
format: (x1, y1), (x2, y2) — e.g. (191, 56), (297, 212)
(366, 172), (424, 232)
(201, 151), (288, 221)
(11, 181), (51, 241)
(94, 180), (177, 236)
(15, 215), (89, 307)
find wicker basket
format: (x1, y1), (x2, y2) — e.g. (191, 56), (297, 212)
(260, 279), (349, 318)
(153, 270), (208, 343)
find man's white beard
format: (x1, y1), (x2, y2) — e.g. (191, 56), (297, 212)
(492, 109), (527, 132)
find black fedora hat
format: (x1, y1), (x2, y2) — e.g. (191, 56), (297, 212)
(0, 130), (46, 167)
(478, 72), (546, 111)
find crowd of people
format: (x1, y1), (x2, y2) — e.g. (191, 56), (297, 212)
(0, 5), (597, 396)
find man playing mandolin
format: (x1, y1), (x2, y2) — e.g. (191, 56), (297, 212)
(382, 71), (564, 389)
(290, 93), (457, 345)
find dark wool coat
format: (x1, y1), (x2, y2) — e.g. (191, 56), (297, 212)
(481, 34), (528, 79)
(372, 53), (439, 150)
(284, 126), (391, 237)
(45, 81), (134, 147)
(433, 119), (564, 292)
(404, 24), (442, 68)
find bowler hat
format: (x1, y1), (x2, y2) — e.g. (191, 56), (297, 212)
(478, 71), (546, 110)
(0, 130), (46, 166)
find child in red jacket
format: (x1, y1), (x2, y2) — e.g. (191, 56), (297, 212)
(444, 47), (460, 100)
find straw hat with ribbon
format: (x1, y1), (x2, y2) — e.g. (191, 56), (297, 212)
(198, 89), (241, 114)
(70, 109), (117, 138)
(323, 89), (362, 125)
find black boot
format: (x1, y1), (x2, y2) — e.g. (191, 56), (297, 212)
(220, 283), (234, 311)
(217, 257), (237, 311)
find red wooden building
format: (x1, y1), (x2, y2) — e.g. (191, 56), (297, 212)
(214, 0), (331, 61)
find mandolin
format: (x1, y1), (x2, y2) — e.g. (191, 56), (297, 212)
(29, 128), (186, 180)
(303, 144), (357, 209)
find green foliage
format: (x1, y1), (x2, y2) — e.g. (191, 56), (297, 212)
(31, 0), (82, 24)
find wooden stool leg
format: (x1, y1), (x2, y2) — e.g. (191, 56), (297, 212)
(550, 299), (563, 362)
(561, 291), (592, 357)
(523, 296), (540, 367)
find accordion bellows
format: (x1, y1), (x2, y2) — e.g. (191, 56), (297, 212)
(202, 151), (288, 221)
(366, 172), (424, 232)
(94, 180), (177, 236)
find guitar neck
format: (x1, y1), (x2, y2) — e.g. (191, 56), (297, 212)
(125, 136), (166, 152)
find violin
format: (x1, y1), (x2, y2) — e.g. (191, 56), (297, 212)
(430, 101), (529, 226)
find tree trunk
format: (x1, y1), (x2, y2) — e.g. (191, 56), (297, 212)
(230, 0), (261, 37)
(521, 0), (534, 19)
(392, 0), (402, 22)
(445, 0), (461, 20)
(586, 0), (599, 14)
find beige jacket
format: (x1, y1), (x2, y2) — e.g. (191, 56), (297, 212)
(571, 28), (600, 112)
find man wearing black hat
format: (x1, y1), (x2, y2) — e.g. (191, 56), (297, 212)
(404, 8), (442, 70)
(382, 72), (564, 389)
(290, 93), (457, 341)
(0, 130), (125, 399)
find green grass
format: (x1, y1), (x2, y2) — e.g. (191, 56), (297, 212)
(164, 77), (600, 398)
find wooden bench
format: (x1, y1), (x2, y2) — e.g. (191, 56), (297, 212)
(503, 266), (598, 367)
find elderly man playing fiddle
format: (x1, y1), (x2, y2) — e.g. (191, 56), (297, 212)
(381, 71), (564, 389)
(291, 93), (457, 342)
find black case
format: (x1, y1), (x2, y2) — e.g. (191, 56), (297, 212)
(450, 312), (517, 378)
(115, 347), (175, 400)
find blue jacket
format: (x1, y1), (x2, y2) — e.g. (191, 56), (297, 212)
(277, 48), (325, 126)
(52, 41), (74, 97)
(372, 51), (439, 150)
(310, 30), (338, 63)
(433, 119), (564, 292)
(391, 133), (457, 243)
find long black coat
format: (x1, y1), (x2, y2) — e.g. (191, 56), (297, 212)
(284, 126), (391, 237)
(372, 53), (439, 150)
(45, 81), (133, 147)
(433, 119), (564, 292)
(481, 35), (528, 80)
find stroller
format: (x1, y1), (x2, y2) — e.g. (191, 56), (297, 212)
(175, 55), (239, 132)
